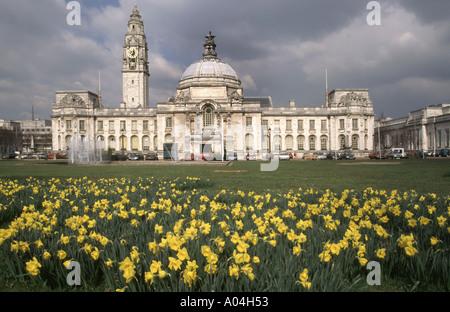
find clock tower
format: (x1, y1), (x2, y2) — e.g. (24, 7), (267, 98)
(122, 4), (150, 108)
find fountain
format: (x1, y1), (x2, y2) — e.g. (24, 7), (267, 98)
(68, 135), (104, 165)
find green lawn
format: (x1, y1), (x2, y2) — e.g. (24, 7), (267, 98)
(1, 158), (449, 196)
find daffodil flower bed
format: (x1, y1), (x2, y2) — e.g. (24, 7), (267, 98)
(0, 177), (449, 291)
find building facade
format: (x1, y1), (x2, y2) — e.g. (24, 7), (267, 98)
(0, 119), (22, 155)
(19, 119), (52, 153)
(375, 104), (450, 155)
(51, 5), (375, 160)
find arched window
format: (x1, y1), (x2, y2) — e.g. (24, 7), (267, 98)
(153, 135), (158, 151)
(285, 135), (293, 150)
(97, 136), (104, 151)
(297, 135), (305, 150)
(273, 135), (281, 152)
(65, 135), (72, 150)
(202, 105), (214, 127)
(352, 135), (359, 150)
(120, 135), (127, 150)
(320, 135), (328, 150)
(164, 133), (173, 143)
(309, 135), (316, 151)
(108, 136), (115, 151)
(245, 133), (254, 151)
(131, 136), (139, 151)
(339, 135), (346, 150)
(142, 136), (150, 151)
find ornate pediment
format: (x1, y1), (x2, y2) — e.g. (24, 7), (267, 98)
(174, 90), (191, 105)
(229, 90), (243, 105)
(59, 94), (85, 107)
(338, 92), (371, 107)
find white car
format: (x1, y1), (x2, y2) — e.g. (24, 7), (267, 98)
(317, 153), (327, 160)
(279, 153), (290, 160)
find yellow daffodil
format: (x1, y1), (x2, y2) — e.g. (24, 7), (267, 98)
(57, 250), (67, 260)
(376, 248), (386, 259)
(43, 251), (51, 260)
(25, 257), (41, 276)
(299, 268), (308, 282)
(430, 237), (440, 246)
(119, 257), (136, 283)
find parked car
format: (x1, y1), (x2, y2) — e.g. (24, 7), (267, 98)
(246, 153), (257, 161)
(369, 152), (385, 159)
(439, 148), (450, 157)
(303, 153), (318, 160)
(128, 153), (143, 160)
(326, 152), (341, 160)
(342, 152), (355, 160)
(145, 152), (158, 160)
(111, 153), (127, 161)
(21, 152), (34, 159)
(279, 152), (290, 160)
(194, 153), (212, 160)
(226, 152), (237, 160)
(316, 153), (327, 160)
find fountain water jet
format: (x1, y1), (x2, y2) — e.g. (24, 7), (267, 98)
(68, 135), (104, 164)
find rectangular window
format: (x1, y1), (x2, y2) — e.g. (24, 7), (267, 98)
(261, 120), (268, 131)
(246, 117), (252, 127)
(97, 120), (103, 131)
(120, 120), (126, 131)
(143, 120), (148, 130)
(321, 120), (327, 131)
(309, 120), (315, 131)
(286, 120), (292, 131)
(66, 120), (72, 130)
(438, 131), (442, 148)
(298, 120), (303, 131)
(352, 119), (358, 130)
(79, 120), (85, 131)
(109, 120), (115, 131)
(339, 119), (345, 130)
(166, 117), (172, 128)
(274, 120), (280, 131)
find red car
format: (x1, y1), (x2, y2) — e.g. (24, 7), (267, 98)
(369, 152), (385, 159)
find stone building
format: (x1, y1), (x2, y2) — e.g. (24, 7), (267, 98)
(375, 103), (450, 155)
(51, 5), (375, 160)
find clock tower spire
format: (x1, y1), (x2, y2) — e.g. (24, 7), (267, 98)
(122, 4), (150, 108)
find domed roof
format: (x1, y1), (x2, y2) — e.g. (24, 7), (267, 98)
(181, 58), (239, 81)
(179, 32), (241, 87)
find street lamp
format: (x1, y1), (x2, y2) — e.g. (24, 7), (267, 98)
(121, 128), (126, 160)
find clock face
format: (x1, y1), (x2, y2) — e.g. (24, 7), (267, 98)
(127, 47), (137, 59)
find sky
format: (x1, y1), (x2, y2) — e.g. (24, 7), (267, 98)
(1, 0), (450, 121)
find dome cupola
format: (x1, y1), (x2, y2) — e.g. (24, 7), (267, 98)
(179, 32), (241, 89)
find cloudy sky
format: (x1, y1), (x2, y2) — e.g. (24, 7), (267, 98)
(1, 0), (450, 121)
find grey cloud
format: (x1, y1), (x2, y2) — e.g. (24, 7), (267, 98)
(1, 0), (449, 121)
